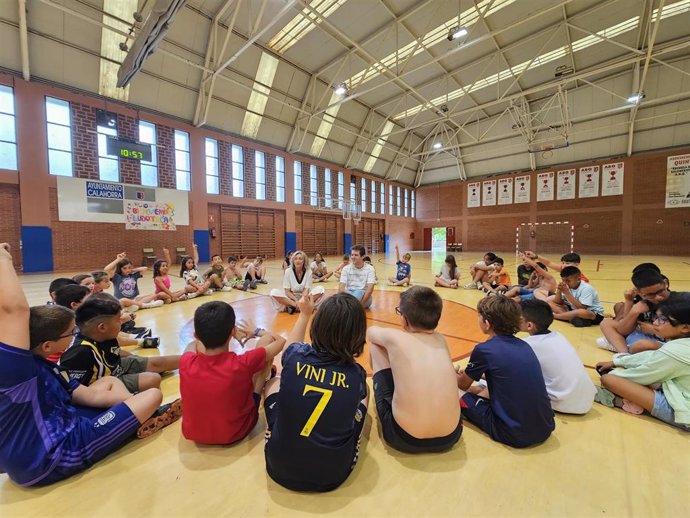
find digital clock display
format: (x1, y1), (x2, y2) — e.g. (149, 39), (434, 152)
(106, 136), (152, 161)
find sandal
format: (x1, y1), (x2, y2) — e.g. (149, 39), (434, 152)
(137, 398), (183, 439)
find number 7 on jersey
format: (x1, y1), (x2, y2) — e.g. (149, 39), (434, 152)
(300, 384), (333, 437)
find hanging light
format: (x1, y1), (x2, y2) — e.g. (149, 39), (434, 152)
(433, 142), (442, 149)
(334, 83), (348, 96)
(447, 26), (467, 41)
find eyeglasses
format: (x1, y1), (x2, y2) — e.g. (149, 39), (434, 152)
(653, 315), (678, 326)
(395, 306), (401, 315)
(51, 327), (79, 340)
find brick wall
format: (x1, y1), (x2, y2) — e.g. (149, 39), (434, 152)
(157, 124), (177, 189)
(265, 152), (277, 201)
(0, 185), (22, 268)
(118, 114), (140, 185)
(300, 161), (309, 205)
(244, 146), (256, 199)
(71, 103), (99, 180)
(218, 140), (232, 196)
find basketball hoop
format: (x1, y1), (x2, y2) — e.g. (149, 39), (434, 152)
(541, 146), (553, 159)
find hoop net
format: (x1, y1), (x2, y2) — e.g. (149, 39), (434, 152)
(515, 221), (574, 258)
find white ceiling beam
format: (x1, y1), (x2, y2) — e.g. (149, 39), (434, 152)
(18, 0), (30, 80)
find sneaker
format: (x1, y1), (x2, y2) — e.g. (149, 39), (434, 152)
(242, 279), (251, 290)
(177, 294), (188, 301)
(476, 282), (483, 289)
(594, 386), (616, 407)
(496, 290), (505, 296)
(249, 279), (258, 290)
(141, 337), (160, 349)
(596, 337), (618, 353)
(205, 289), (214, 295)
(223, 281), (231, 287)
(259, 279), (268, 284)
(124, 304), (139, 314)
(141, 300), (165, 309)
(463, 283), (477, 289)
(136, 399), (183, 439)
(187, 292), (198, 299)
(221, 286), (233, 292)
(134, 327), (151, 338)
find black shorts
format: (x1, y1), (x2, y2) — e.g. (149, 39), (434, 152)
(570, 313), (605, 327)
(373, 369), (462, 454)
(263, 393), (367, 492)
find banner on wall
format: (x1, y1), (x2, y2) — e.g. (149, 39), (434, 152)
(601, 162), (624, 196)
(578, 166), (600, 198)
(467, 182), (481, 208)
(498, 178), (513, 205)
(557, 169), (576, 200)
(514, 175), (531, 203)
(665, 153), (690, 208)
(125, 200), (177, 230)
(537, 172), (554, 201)
(482, 180), (497, 206)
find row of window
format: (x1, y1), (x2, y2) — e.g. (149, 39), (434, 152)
(0, 85), (414, 216)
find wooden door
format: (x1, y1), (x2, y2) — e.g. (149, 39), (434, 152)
(423, 227), (432, 250)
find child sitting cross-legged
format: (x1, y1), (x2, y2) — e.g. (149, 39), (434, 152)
(0, 243), (181, 487)
(482, 257), (511, 295)
(520, 299), (596, 414)
(387, 244), (412, 287)
(60, 294), (180, 392)
(263, 292), (369, 492)
(457, 296), (555, 448)
(368, 286), (463, 453)
(180, 301), (285, 444)
(547, 266), (605, 327)
(595, 294), (690, 431)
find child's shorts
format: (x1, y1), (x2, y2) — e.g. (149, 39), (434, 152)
(118, 356), (149, 393)
(373, 369), (462, 453)
(518, 287), (535, 300)
(569, 314), (605, 327)
(35, 402), (139, 486)
(652, 390), (690, 431)
(625, 329), (663, 348)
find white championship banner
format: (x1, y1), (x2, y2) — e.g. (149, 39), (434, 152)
(665, 154), (690, 208)
(557, 169), (576, 200)
(578, 166), (600, 198)
(514, 175), (531, 203)
(482, 180), (497, 206)
(467, 182), (481, 208)
(537, 172), (554, 201)
(498, 178), (513, 205)
(602, 162), (624, 196)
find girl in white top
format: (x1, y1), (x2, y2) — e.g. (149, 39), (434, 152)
(179, 244), (213, 297)
(434, 255), (461, 289)
(270, 251), (325, 313)
(311, 252), (333, 282)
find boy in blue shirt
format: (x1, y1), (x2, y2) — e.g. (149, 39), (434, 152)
(0, 243), (181, 487)
(548, 266), (605, 327)
(388, 244), (412, 286)
(457, 296), (555, 448)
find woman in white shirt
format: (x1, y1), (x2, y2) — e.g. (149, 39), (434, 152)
(270, 251), (325, 313)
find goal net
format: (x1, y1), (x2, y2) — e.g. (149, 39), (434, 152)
(515, 222), (574, 257)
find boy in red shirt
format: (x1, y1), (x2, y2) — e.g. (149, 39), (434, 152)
(180, 301), (285, 444)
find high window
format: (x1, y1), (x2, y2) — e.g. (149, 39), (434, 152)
(294, 160), (302, 204)
(361, 177), (367, 212)
(0, 85), (17, 171)
(371, 180), (377, 213)
(404, 189), (409, 217)
(388, 184), (394, 215)
(338, 171), (344, 200)
(396, 186), (402, 216)
(310, 164), (318, 206)
(174, 130), (190, 191)
(324, 168), (331, 206)
(276, 155), (285, 202)
(45, 97), (72, 176)
(255, 150), (266, 200)
(380, 182), (385, 214)
(139, 121), (158, 186)
(411, 190), (416, 217)
(231, 144), (244, 197)
(97, 122), (118, 182)
(205, 138), (219, 194)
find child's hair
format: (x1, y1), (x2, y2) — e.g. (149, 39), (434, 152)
(632, 268), (665, 289)
(29, 305), (75, 350)
(255, 256), (264, 264)
(49, 277), (77, 295)
(55, 285), (91, 309)
(351, 244), (366, 256)
(284, 250), (293, 262)
(115, 258), (133, 276)
(194, 301), (235, 349)
(227, 256), (238, 263)
(560, 265), (581, 278)
(211, 254), (221, 261)
(477, 296), (522, 336)
(75, 293), (121, 327)
(314, 252), (324, 262)
(342, 254), (350, 261)
(520, 299), (554, 332)
(152, 259), (167, 278)
(363, 256), (372, 263)
(484, 252), (498, 262)
(632, 262), (661, 274)
(72, 274), (92, 285)
(310, 292), (366, 363)
(561, 252), (581, 264)
(179, 256), (195, 277)
(399, 286), (443, 330)
(402, 252), (412, 261)
(91, 271), (110, 283)
(657, 294), (690, 329)
(445, 255), (458, 279)
(493, 257), (504, 266)
(537, 262), (547, 271)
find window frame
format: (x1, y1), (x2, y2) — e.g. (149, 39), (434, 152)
(231, 144), (244, 197)
(276, 155), (285, 202)
(138, 120), (158, 187)
(294, 160), (302, 204)
(45, 96), (73, 177)
(255, 150), (266, 200)
(174, 129), (191, 191)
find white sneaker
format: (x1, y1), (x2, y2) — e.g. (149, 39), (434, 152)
(142, 300), (165, 309)
(187, 292), (198, 299)
(124, 304), (139, 314)
(463, 283), (476, 289)
(205, 289), (214, 295)
(596, 337), (618, 352)
(221, 286), (233, 292)
(476, 282), (483, 289)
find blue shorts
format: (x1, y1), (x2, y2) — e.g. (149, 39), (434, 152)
(625, 330), (663, 348)
(36, 402), (140, 486)
(518, 287), (535, 300)
(651, 390), (690, 431)
(347, 288), (372, 309)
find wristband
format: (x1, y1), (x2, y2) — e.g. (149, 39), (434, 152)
(253, 327), (264, 338)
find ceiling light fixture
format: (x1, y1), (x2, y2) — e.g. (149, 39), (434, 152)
(433, 142), (442, 149)
(627, 92), (645, 104)
(448, 26), (468, 41)
(334, 83), (348, 96)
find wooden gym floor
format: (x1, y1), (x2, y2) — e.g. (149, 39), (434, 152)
(2, 252), (689, 517)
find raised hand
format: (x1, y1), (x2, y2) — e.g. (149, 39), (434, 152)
(0, 243), (12, 260)
(297, 290), (314, 314)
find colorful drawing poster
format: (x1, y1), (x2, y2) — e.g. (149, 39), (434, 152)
(467, 182), (481, 208)
(498, 178), (513, 205)
(557, 169), (576, 200)
(578, 166), (600, 198)
(514, 175), (531, 203)
(125, 200), (177, 230)
(601, 162), (624, 196)
(537, 172), (554, 201)
(482, 180), (497, 206)
(666, 154), (690, 208)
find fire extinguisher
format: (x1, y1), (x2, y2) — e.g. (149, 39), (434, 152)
(209, 215), (217, 239)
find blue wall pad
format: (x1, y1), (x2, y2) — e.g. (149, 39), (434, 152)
(285, 232), (297, 256)
(194, 230), (211, 263)
(344, 233), (352, 254)
(21, 226), (53, 272)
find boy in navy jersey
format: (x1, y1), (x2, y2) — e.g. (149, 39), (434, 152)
(263, 292), (369, 492)
(0, 243), (180, 487)
(457, 296), (555, 448)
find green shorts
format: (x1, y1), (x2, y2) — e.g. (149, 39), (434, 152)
(118, 355), (149, 392)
